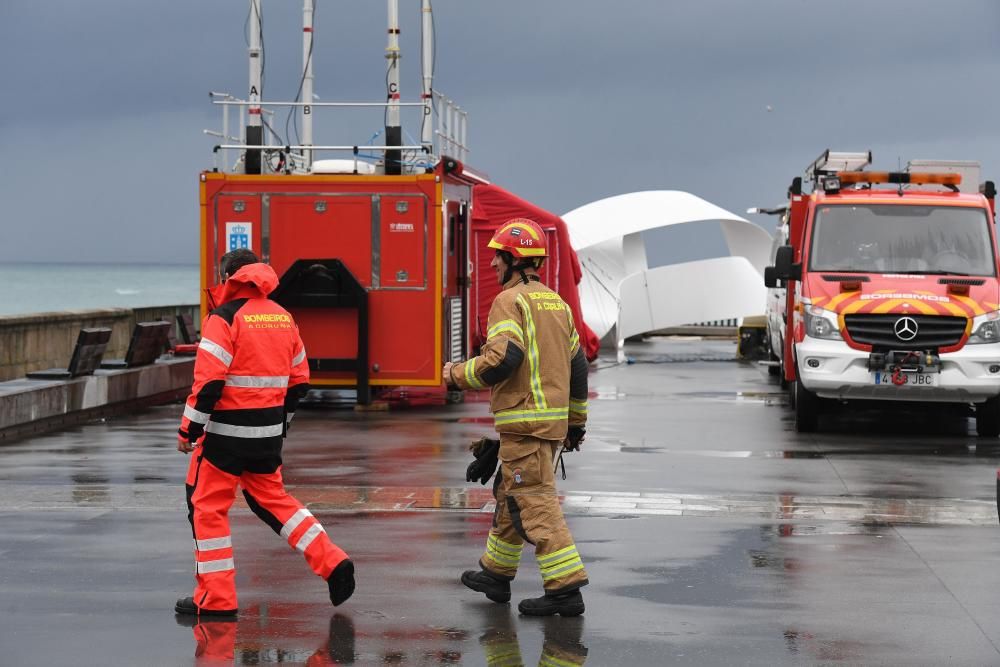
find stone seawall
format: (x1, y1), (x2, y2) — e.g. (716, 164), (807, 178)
(0, 357), (195, 441)
(0, 305), (199, 382)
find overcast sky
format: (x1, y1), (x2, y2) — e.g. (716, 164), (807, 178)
(2, 0), (999, 265)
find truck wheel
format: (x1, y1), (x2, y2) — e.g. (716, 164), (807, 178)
(794, 380), (820, 433)
(976, 396), (1000, 437)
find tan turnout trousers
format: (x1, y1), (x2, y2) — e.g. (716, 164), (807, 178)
(479, 434), (588, 595)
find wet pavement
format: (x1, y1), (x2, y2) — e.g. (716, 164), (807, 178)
(3, 337), (1000, 665)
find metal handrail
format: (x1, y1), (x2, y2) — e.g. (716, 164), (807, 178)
(212, 100), (427, 108)
(206, 90), (468, 172)
(214, 144), (427, 151)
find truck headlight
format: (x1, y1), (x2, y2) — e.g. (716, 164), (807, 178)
(804, 305), (842, 340)
(968, 310), (1000, 344)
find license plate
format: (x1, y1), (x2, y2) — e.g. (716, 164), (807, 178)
(872, 371), (938, 387)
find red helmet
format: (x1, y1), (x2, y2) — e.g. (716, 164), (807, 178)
(487, 218), (548, 259)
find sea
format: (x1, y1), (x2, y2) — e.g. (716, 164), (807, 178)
(0, 262), (200, 317)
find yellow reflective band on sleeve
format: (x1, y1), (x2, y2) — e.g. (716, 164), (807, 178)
(494, 407), (569, 426)
(569, 329), (580, 354)
(516, 294), (547, 409)
(537, 545), (584, 582)
(485, 534), (523, 568)
(487, 319), (524, 345)
(569, 399), (588, 415)
(465, 358), (485, 389)
(567, 309), (580, 354)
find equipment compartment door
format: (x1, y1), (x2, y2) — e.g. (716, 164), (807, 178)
(266, 194), (373, 381)
(377, 195), (427, 289)
(266, 194), (373, 287)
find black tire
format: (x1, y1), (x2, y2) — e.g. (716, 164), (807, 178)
(996, 473), (1000, 525)
(976, 395), (1000, 437)
(779, 355), (789, 391)
(794, 379), (820, 433)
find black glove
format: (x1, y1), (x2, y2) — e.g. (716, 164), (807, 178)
(466, 436), (500, 485)
(565, 426), (585, 452)
(178, 422), (205, 445)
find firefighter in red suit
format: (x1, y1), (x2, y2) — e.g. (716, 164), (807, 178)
(174, 248), (355, 617)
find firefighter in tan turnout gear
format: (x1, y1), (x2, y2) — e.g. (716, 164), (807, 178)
(443, 217), (590, 616)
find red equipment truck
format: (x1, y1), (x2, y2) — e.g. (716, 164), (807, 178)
(199, 160), (482, 404)
(763, 150), (1000, 433)
(198, 2), (597, 404)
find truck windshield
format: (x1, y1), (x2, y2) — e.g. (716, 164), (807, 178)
(809, 204), (996, 276)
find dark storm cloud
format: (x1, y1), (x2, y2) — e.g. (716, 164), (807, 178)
(2, 0), (999, 263)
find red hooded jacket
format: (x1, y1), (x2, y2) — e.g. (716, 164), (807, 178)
(178, 263), (310, 449)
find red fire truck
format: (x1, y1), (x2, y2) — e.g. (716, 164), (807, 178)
(763, 151), (1000, 433)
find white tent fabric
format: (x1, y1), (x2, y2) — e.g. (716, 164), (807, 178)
(562, 190), (772, 345)
(617, 258), (767, 340)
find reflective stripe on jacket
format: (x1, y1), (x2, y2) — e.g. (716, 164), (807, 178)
(451, 276), (588, 440)
(178, 263), (310, 446)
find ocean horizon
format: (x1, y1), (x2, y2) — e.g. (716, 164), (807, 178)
(0, 261), (201, 317)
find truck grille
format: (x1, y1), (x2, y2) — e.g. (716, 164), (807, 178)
(843, 314), (967, 350)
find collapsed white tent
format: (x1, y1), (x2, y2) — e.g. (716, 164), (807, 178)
(562, 190), (773, 352)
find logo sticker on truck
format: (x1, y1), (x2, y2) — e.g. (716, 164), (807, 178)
(226, 222), (252, 251)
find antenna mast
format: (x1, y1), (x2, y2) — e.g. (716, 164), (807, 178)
(420, 0), (434, 155)
(384, 0), (402, 175)
(302, 0), (315, 170)
(246, 0), (263, 174)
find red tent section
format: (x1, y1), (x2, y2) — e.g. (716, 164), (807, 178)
(470, 183), (600, 361)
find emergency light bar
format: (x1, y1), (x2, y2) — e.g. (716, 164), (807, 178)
(836, 171), (962, 186)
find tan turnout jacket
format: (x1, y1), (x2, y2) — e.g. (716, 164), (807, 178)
(450, 276), (588, 441)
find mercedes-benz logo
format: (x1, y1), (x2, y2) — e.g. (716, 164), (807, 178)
(894, 316), (919, 341)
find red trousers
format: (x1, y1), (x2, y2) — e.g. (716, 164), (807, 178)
(185, 450), (349, 611)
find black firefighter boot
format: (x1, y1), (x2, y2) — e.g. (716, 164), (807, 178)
(461, 568), (511, 603)
(327, 559), (356, 606)
(174, 596), (238, 618)
(518, 589), (585, 617)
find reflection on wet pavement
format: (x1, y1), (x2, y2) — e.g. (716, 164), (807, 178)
(476, 607), (588, 667)
(176, 608), (589, 666)
(7, 479), (995, 525)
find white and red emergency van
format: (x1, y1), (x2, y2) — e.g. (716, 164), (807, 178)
(763, 151), (1000, 434)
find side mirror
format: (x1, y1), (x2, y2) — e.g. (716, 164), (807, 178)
(773, 245), (802, 282)
(764, 266), (777, 288)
